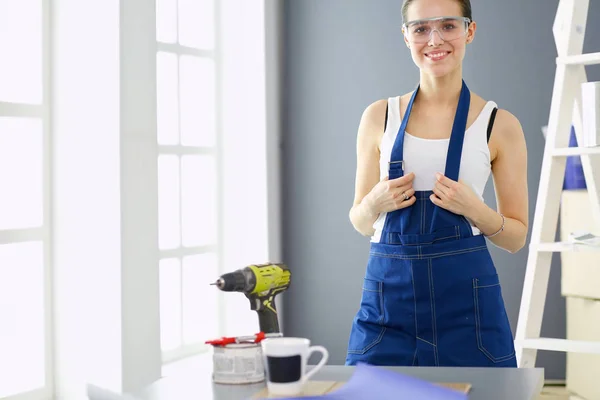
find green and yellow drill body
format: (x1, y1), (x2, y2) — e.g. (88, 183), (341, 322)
(211, 263), (291, 334)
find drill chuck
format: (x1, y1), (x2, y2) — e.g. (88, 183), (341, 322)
(211, 270), (254, 292)
(210, 263), (290, 334)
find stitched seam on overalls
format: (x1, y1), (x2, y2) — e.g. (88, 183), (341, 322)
(378, 281), (385, 325)
(472, 279), (516, 363)
(372, 245), (488, 259)
(411, 347), (418, 366)
(416, 336), (436, 347)
(370, 245), (488, 260)
(461, 215), (473, 237)
(410, 261), (418, 341)
(420, 197), (426, 234)
(346, 326), (387, 355)
(431, 234), (458, 243)
(395, 234), (460, 246)
(420, 199), (422, 234)
(474, 283), (500, 289)
(428, 259), (439, 366)
(386, 234), (461, 246)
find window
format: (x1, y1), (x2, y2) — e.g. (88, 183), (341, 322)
(155, 0), (222, 363)
(0, 0), (52, 399)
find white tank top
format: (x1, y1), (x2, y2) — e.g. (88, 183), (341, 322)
(371, 96), (497, 243)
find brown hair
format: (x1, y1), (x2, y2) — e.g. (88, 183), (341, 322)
(401, 0), (472, 22)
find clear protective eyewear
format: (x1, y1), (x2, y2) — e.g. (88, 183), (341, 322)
(402, 16), (471, 44)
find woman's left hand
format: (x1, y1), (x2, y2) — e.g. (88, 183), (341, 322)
(430, 172), (481, 218)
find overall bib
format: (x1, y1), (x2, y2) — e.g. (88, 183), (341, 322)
(345, 81), (516, 367)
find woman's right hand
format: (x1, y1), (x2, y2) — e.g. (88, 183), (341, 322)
(362, 173), (416, 215)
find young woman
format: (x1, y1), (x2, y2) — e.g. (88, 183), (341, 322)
(345, 0), (528, 367)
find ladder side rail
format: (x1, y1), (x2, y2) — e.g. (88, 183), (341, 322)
(515, 62), (575, 367)
(515, 0), (590, 367)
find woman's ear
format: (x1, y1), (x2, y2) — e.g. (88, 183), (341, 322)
(466, 21), (477, 44)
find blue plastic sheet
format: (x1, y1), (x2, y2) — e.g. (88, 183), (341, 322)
(564, 125), (587, 190)
(259, 363), (468, 400)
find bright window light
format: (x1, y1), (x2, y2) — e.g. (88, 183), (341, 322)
(157, 52), (179, 145)
(0, 117), (44, 230)
(178, 0), (215, 50)
(0, 0), (43, 104)
(156, 0), (177, 44)
(0, 241), (45, 397)
(182, 253), (218, 344)
(181, 155), (217, 247)
(179, 56), (216, 147)
(158, 155), (181, 250)
(159, 258), (182, 351)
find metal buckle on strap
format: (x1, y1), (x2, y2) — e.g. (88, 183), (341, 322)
(389, 160), (404, 169)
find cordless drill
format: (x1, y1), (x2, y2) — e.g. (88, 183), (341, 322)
(210, 263), (291, 334)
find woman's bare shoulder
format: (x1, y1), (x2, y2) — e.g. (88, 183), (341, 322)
(361, 98), (388, 124)
(469, 92), (523, 137)
(356, 98), (388, 146)
(488, 106), (526, 163)
(358, 91), (416, 136)
(492, 108), (524, 140)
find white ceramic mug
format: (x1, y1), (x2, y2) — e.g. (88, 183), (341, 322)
(261, 337), (329, 396)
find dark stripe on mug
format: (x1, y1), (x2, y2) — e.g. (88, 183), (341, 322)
(265, 355), (302, 383)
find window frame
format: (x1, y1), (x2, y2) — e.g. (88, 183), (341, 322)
(0, 0), (54, 399)
(156, 0), (224, 365)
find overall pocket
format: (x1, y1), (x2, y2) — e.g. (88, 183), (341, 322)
(347, 278), (386, 354)
(472, 274), (515, 363)
(358, 278), (384, 324)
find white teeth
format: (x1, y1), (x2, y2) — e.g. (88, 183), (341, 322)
(428, 52), (447, 58)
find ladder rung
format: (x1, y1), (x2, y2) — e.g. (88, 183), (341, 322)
(553, 147), (600, 156)
(535, 242), (600, 252)
(515, 338), (600, 354)
(557, 52), (600, 65)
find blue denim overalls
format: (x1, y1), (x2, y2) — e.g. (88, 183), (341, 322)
(345, 81), (516, 367)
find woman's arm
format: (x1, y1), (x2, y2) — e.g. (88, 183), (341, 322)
(469, 109), (529, 253)
(349, 100), (387, 236)
(349, 100), (416, 236)
(430, 109), (529, 253)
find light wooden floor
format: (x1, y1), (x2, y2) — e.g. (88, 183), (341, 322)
(538, 384), (583, 400)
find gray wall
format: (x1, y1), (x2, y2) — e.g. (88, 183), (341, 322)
(281, 0), (600, 380)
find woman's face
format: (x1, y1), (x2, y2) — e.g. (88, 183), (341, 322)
(403, 0), (476, 78)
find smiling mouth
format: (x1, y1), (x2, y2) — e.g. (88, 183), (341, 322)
(425, 51), (450, 60)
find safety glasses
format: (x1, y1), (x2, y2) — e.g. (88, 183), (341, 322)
(402, 16), (471, 44)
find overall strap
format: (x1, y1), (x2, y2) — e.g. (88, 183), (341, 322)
(388, 88), (419, 178)
(387, 82), (471, 181)
(444, 80), (471, 181)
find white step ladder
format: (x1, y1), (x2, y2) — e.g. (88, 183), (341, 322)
(514, 0), (600, 367)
